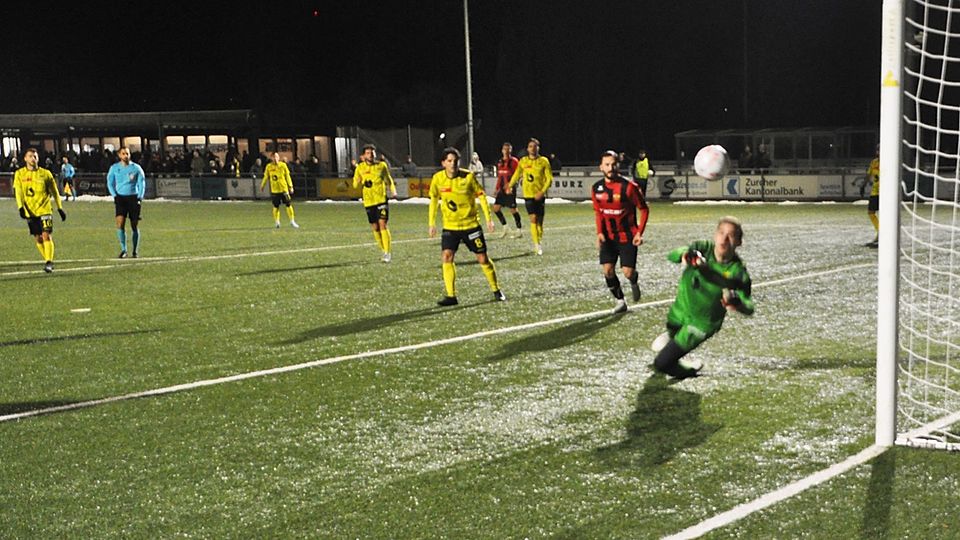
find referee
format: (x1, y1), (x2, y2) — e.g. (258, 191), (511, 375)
(106, 147), (146, 258)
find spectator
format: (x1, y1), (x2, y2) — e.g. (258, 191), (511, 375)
(549, 152), (562, 173)
(755, 144), (772, 171)
(738, 145), (754, 173)
(469, 152), (484, 175)
(190, 150), (205, 176)
(632, 149), (650, 198)
(249, 157), (263, 179)
(401, 154), (418, 177)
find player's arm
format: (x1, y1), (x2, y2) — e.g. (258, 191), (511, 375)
(136, 165), (146, 200)
(507, 162), (521, 193)
(283, 164), (293, 193)
(667, 240), (710, 265)
(629, 183), (649, 242)
(384, 165), (397, 197)
(352, 165), (362, 189)
(592, 193), (606, 247)
(722, 271), (755, 315)
(260, 166), (269, 191)
(474, 179), (493, 230)
(107, 168), (118, 198)
(540, 158), (553, 196)
(13, 172), (28, 218)
(427, 180), (439, 236)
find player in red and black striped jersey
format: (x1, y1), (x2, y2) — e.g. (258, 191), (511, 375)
(591, 151), (650, 313)
(493, 142), (522, 238)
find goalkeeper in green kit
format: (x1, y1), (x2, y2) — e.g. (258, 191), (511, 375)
(651, 216), (755, 378)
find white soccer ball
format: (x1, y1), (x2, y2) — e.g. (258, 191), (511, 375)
(694, 144), (730, 181)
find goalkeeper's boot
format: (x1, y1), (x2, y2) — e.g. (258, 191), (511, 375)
(493, 290), (506, 302)
(678, 357), (703, 376)
(43, 261), (53, 273)
(437, 296), (459, 307)
(651, 332), (670, 353)
(613, 298), (628, 314)
(630, 282), (642, 302)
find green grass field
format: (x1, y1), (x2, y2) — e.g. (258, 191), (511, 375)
(1, 198), (958, 538)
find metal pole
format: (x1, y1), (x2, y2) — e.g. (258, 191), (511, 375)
(463, 0), (475, 166)
(876, 0), (903, 448)
(742, 0), (749, 126)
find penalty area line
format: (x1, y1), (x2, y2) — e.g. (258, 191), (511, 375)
(0, 261), (870, 424)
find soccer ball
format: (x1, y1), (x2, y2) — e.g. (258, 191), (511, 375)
(694, 144), (730, 181)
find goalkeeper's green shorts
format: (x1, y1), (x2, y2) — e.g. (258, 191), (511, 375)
(667, 320), (716, 352)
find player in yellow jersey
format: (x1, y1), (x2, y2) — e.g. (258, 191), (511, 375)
(865, 145), (880, 248)
(428, 147), (506, 306)
(353, 144), (397, 262)
(14, 148), (66, 273)
(507, 138), (553, 255)
(260, 152), (299, 229)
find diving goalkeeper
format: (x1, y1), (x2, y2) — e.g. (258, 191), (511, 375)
(652, 216), (754, 379)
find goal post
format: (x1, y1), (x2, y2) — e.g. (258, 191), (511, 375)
(880, 0), (960, 451)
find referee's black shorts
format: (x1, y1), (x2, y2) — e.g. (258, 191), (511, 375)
(114, 195), (142, 221)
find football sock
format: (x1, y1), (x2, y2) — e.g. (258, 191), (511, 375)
(132, 229), (141, 253)
(869, 213), (879, 232)
(537, 223), (544, 242)
(381, 228), (392, 253)
(628, 273), (639, 286)
(442, 262), (457, 297)
(654, 340), (697, 379)
(495, 210), (506, 225)
(286, 205), (296, 221)
(373, 230), (384, 251)
(44, 239), (54, 262)
(272, 207), (281, 222)
(513, 213), (522, 229)
(531, 224), (540, 244)
(35, 241), (45, 259)
(605, 275), (624, 300)
(117, 229), (127, 252)
(480, 260), (499, 291)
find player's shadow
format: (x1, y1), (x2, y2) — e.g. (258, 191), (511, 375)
(860, 448), (895, 539)
(0, 329), (158, 348)
(484, 312), (625, 362)
(236, 260), (364, 277)
(594, 374), (720, 468)
(0, 400), (83, 416)
(458, 252), (533, 266)
(277, 300), (485, 343)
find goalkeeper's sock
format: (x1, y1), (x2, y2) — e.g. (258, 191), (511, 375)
(442, 262), (457, 298)
(513, 213), (522, 229)
(286, 205), (296, 222)
(272, 207), (281, 223)
(381, 228), (392, 254)
(869, 212), (879, 232)
(654, 340), (699, 379)
(480, 260), (499, 291)
(117, 229), (127, 253)
(373, 230), (384, 251)
(605, 275), (624, 300)
(495, 210), (506, 226)
(35, 241), (46, 260)
(44, 239), (55, 262)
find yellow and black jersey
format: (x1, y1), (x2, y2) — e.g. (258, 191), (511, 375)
(14, 167), (62, 217)
(509, 155), (553, 198)
(429, 169), (491, 231)
(261, 162), (293, 194)
(352, 161), (396, 207)
(867, 157), (880, 197)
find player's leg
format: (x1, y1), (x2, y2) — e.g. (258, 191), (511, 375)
(438, 234), (459, 306)
(599, 241), (626, 313)
(378, 205), (391, 261)
(866, 195), (879, 247)
(653, 323), (709, 379)
(271, 195), (282, 227)
(367, 206), (384, 252)
(128, 199), (142, 258)
(468, 229), (504, 300)
(492, 201), (508, 238)
(115, 198), (128, 257)
(284, 194), (298, 228)
(621, 243), (641, 301)
(41, 229), (54, 267)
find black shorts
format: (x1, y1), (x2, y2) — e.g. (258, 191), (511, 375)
(637, 179), (649, 198)
(599, 239), (638, 267)
(494, 190), (517, 208)
(27, 215), (53, 236)
(441, 227), (487, 254)
(524, 197), (545, 218)
(115, 195), (142, 221)
(868, 195), (879, 212)
(365, 203), (389, 224)
(271, 192), (292, 208)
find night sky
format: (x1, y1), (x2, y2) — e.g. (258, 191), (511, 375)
(1, 1), (880, 162)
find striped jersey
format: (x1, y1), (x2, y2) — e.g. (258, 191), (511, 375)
(591, 174), (649, 243)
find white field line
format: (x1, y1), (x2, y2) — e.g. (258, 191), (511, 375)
(0, 224), (593, 277)
(662, 444), (888, 540)
(0, 261), (870, 424)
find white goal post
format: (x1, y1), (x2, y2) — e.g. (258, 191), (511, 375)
(879, 0), (960, 451)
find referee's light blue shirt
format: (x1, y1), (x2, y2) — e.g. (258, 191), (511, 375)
(107, 162), (146, 199)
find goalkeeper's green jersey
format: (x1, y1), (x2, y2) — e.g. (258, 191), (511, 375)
(666, 240), (754, 333)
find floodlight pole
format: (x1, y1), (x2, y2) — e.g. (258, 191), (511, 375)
(464, 0), (476, 167)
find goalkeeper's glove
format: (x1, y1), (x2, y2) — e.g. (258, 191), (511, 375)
(18, 207), (27, 219)
(58, 209), (67, 221)
(683, 249), (705, 268)
(721, 288), (742, 309)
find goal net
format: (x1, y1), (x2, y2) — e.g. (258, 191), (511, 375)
(883, 0), (960, 450)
